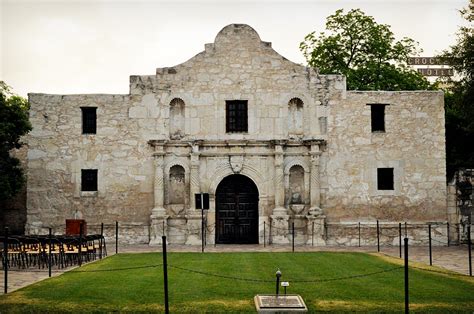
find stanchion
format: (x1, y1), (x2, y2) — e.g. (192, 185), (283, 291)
(377, 220), (380, 252)
(292, 222), (295, 252)
(269, 222), (272, 245)
(162, 221), (165, 236)
(312, 222), (315, 247)
(399, 223), (402, 258)
(404, 237), (409, 314)
(3, 227), (8, 294)
(275, 269), (281, 296)
(115, 221), (119, 254)
(79, 223), (83, 267)
(48, 227), (52, 277)
(404, 222), (407, 237)
(428, 224), (432, 266)
(468, 224), (472, 276)
(162, 236), (170, 314)
(358, 222), (361, 247)
(447, 222), (450, 247)
(264, 221), (266, 248)
(100, 222), (104, 259)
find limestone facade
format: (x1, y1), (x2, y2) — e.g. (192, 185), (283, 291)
(26, 24), (448, 245)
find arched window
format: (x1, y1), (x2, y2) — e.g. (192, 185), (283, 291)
(288, 98), (304, 136)
(169, 165), (185, 204)
(169, 98), (185, 139)
(288, 165), (305, 204)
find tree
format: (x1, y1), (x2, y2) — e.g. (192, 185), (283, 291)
(0, 81), (32, 201)
(300, 9), (431, 90)
(437, 4), (474, 178)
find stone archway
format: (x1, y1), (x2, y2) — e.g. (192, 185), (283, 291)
(215, 174), (259, 244)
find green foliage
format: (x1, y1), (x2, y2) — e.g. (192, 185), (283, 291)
(0, 81), (31, 201)
(0, 252), (473, 312)
(437, 5), (474, 178)
(300, 9), (431, 90)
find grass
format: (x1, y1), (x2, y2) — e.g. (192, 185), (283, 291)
(0, 252), (473, 313)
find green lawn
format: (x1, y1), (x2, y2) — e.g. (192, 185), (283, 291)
(1, 252), (473, 313)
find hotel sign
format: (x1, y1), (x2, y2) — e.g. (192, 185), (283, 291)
(407, 57), (450, 66)
(417, 68), (453, 76)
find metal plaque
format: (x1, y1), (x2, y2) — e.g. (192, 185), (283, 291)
(254, 294), (307, 312)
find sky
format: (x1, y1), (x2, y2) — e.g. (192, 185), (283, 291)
(0, 0), (468, 97)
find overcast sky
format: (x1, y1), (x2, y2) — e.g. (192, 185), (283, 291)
(0, 0), (468, 97)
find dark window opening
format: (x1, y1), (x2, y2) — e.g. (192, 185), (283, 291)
(81, 107), (97, 134)
(377, 168), (394, 190)
(226, 100), (248, 133)
(81, 169), (98, 191)
(369, 104), (387, 132)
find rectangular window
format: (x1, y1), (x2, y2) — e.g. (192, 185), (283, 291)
(377, 168), (394, 190)
(81, 169), (98, 191)
(369, 104), (387, 132)
(226, 100), (248, 133)
(81, 107), (97, 134)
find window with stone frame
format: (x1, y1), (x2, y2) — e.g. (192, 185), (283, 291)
(369, 104), (388, 132)
(226, 100), (248, 133)
(377, 168), (394, 190)
(81, 169), (98, 191)
(81, 107), (97, 134)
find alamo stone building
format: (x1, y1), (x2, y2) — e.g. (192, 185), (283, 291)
(26, 24), (450, 245)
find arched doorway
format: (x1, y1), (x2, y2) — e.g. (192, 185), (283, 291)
(215, 174), (259, 244)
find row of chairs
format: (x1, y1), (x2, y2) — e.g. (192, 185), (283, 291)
(1, 234), (107, 270)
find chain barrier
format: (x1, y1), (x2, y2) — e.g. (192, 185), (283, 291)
(167, 264), (404, 283)
(70, 264), (163, 273)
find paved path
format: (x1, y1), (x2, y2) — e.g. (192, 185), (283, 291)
(1, 244), (471, 294)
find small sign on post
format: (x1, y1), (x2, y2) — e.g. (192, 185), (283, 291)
(195, 193), (210, 210)
(196, 193), (210, 252)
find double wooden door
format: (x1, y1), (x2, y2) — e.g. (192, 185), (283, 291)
(216, 175), (259, 244)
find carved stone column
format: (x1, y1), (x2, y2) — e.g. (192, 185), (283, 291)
(273, 143), (287, 215)
(271, 141), (289, 243)
(186, 142), (202, 245)
(306, 142), (325, 245)
(149, 141), (168, 245)
(309, 143), (322, 215)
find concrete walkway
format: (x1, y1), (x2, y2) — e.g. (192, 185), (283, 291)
(1, 244), (471, 294)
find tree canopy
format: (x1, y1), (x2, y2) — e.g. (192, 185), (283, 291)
(0, 82), (32, 201)
(300, 8), (431, 90)
(437, 5), (474, 178)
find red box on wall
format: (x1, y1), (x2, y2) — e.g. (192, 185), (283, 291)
(66, 219), (87, 235)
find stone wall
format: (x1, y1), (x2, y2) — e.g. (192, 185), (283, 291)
(324, 91), (447, 224)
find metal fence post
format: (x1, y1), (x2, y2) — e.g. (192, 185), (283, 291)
(269, 222), (272, 245)
(48, 227), (52, 277)
(162, 236), (169, 314)
(377, 220), (380, 252)
(201, 209), (205, 253)
(404, 237), (409, 314)
(399, 223), (402, 258)
(100, 222), (104, 259)
(405, 222), (407, 237)
(312, 222), (315, 247)
(115, 221), (118, 254)
(468, 224), (472, 276)
(292, 222), (295, 252)
(447, 222), (450, 247)
(358, 222), (361, 247)
(3, 227), (8, 294)
(79, 223), (83, 267)
(428, 224), (432, 266)
(264, 221), (266, 248)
